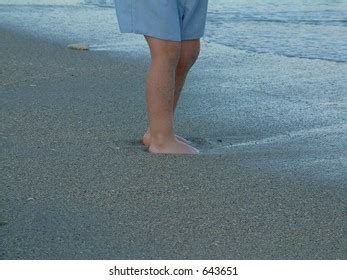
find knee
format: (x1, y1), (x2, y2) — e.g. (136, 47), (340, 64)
(177, 44), (200, 73)
(151, 43), (181, 68)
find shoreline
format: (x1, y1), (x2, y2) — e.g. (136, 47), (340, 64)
(1, 3), (346, 64)
(0, 26), (346, 259)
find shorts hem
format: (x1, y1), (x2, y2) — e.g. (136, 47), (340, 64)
(181, 34), (205, 41)
(119, 30), (204, 42)
(120, 30), (182, 42)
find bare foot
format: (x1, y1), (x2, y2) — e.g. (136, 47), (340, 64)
(149, 137), (199, 155)
(143, 130), (191, 146)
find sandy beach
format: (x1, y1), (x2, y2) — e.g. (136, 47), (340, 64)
(0, 25), (346, 259)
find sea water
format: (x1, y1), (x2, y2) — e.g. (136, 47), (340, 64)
(0, 0), (346, 62)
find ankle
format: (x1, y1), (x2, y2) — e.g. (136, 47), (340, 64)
(150, 133), (176, 147)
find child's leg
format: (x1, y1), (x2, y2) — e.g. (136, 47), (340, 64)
(143, 39), (201, 146)
(144, 36), (199, 154)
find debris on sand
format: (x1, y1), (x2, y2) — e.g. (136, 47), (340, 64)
(67, 43), (89, 51)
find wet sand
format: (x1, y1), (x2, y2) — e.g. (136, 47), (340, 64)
(0, 26), (346, 259)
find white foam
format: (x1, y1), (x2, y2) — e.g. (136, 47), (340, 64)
(227, 123), (347, 147)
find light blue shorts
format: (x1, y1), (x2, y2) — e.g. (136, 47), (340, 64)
(114, 0), (208, 42)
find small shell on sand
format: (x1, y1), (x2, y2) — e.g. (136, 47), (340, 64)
(67, 43), (89, 51)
